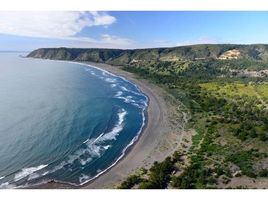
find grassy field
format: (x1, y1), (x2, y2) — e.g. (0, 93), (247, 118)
(200, 82), (268, 98)
(200, 82), (268, 107)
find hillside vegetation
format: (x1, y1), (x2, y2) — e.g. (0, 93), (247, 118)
(27, 44), (268, 64)
(28, 44), (268, 189)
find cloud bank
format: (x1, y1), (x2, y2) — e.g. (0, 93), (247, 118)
(0, 11), (135, 48)
(0, 11), (115, 39)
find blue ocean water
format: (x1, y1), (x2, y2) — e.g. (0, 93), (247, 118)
(0, 53), (148, 188)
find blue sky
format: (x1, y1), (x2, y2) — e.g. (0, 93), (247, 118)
(0, 11), (268, 51)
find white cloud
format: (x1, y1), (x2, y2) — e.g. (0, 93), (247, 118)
(0, 11), (138, 49)
(99, 34), (135, 46)
(50, 34), (136, 49)
(0, 11), (116, 39)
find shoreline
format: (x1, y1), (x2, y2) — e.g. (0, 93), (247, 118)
(30, 60), (181, 189)
(61, 60), (150, 187)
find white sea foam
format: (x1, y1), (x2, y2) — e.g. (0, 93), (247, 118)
(0, 182), (9, 188)
(27, 173), (40, 181)
(98, 109), (127, 142)
(102, 71), (108, 76)
(120, 86), (128, 91)
(104, 77), (117, 83)
(132, 103), (143, 108)
(103, 145), (111, 150)
(27, 170), (49, 181)
(74, 109), (126, 166)
(114, 91), (123, 97)
(0, 181), (16, 189)
(77, 94), (148, 186)
(73, 144), (101, 166)
(83, 139), (89, 144)
(80, 157), (93, 166)
(71, 109), (126, 166)
(84, 68), (96, 75)
(79, 174), (89, 183)
(0, 176), (4, 180)
(14, 164), (48, 182)
(119, 85), (145, 97)
(44, 109), (127, 173)
(114, 86), (147, 108)
(116, 95), (136, 104)
(93, 132), (105, 143)
(42, 143), (102, 174)
(81, 61), (148, 107)
(31, 109), (127, 181)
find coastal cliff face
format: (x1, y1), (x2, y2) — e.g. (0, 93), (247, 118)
(27, 44), (268, 65)
(27, 48), (126, 64)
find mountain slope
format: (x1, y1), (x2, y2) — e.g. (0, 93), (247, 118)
(27, 44), (268, 65)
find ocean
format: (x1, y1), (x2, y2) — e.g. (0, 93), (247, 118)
(0, 53), (148, 188)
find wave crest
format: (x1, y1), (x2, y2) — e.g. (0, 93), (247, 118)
(14, 164), (48, 182)
(28, 109), (127, 183)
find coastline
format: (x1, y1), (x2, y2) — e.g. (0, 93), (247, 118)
(82, 62), (172, 189)
(31, 61), (184, 189)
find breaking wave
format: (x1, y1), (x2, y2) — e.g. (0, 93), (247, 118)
(83, 64), (148, 110)
(13, 164), (48, 182)
(0, 181), (15, 189)
(23, 109), (128, 185)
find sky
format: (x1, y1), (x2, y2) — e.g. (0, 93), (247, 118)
(0, 11), (268, 51)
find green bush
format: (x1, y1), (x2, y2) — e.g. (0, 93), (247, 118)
(118, 175), (142, 189)
(259, 169), (268, 177)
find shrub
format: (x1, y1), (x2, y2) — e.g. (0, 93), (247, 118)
(118, 175), (142, 189)
(259, 169), (268, 177)
(259, 133), (267, 141)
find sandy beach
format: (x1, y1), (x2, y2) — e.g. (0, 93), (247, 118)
(32, 61), (185, 189)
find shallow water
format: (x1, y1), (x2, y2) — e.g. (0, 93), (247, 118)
(0, 53), (147, 188)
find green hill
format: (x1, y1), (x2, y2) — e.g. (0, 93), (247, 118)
(27, 44), (268, 65)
